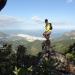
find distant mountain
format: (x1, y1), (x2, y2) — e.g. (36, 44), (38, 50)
(0, 32), (9, 44)
(4, 34), (43, 55)
(7, 34), (45, 42)
(0, 30), (75, 55)
(8, 31), (75, 55)
(0, 32), (8, 38)
(16, 34), (45, 42)
(64, 30), (75, 36)
(58, 30), (75, 41)
(53, 30), (75, 54)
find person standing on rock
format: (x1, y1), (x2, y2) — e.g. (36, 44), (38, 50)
(43, 19), (53, 40)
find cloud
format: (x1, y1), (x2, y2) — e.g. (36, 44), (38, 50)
(0, 16), (26, 29)
(53, 21), (75, 30)
(66, 0), (73, 3)
(32, 16), (75, 30)
(0, 16), (20, 26)
(0, 16), (43, 30)
(0, 16), (75, 30)
(52, 21), (73, 25)
(32, 16), (43, 24)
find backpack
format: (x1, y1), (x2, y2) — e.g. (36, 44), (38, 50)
(49, 23), (52, 30)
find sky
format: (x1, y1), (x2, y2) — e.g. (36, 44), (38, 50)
(0, 0), (75, 30)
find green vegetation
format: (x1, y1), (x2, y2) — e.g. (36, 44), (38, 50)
(0, 44), (61, 75)
(7, 39), (42, 55)
(0, 39), (75, 75)
(52, 36), (75, 54)
(0, 31), (75, 75)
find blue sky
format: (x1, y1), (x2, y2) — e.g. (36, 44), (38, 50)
(0, 0), (75, 30)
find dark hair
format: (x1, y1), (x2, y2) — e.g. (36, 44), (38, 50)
(45, 19), (48, 22)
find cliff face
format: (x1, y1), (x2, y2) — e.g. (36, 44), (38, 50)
(41, 38), (75, 74)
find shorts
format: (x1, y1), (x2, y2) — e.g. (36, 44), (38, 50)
(43, 31), (51, 36)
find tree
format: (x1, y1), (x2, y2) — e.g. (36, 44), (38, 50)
(17, 45), (27, 67)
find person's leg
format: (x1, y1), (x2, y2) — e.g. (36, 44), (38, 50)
(45, 35), (49, 40)
(45, 34), (49, 40)
(43, 32), (47, 39)
(46, 32), (51, 47)
(46, 32), (51, 40)
(43, 32), (49, 40)
(43, 32), (51, 40)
